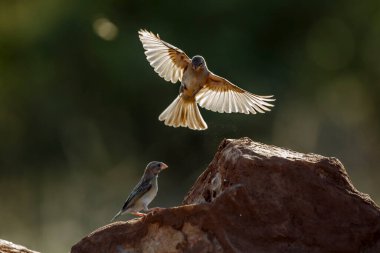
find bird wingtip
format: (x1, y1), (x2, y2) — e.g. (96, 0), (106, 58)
(138, 29), (159, 39)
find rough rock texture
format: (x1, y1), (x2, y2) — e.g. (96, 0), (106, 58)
(0, 239), (39, 253)
(71, 137), (380, 253)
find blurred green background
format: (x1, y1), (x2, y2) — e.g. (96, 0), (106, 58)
(0, 0), (379, 252)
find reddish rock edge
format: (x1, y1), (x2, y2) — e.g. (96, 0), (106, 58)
(71, 137), (380, 253)
(0, 239), (39, 253)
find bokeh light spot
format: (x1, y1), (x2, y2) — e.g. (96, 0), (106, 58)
(316, 74), (373, 127)
(93, 17), (118, 41)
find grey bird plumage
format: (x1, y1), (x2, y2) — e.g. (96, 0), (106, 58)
(111, 161), (168, 221)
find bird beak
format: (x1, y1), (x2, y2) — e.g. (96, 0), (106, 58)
(160, 163), (168, 170)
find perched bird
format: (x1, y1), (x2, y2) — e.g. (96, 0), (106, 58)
(111, 161), (168, 221)
(138, 29), (275, 130)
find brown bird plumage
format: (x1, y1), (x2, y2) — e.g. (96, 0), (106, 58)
(138, 29), (275, 130)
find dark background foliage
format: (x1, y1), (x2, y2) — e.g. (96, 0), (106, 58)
(0, 0), (379, 252)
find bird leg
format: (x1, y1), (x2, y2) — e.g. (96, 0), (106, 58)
(130, 212), (146, 217)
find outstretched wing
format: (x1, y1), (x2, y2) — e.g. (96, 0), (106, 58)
(196, 73), (275, 114)
(121, 178), (152, 211)
(138, 29), (191, 83)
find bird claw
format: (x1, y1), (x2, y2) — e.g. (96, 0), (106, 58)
(130, 212), (146, 217)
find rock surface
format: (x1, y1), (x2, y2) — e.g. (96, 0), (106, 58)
(0, 239), (39, 253)
(71, 137), (380, 253)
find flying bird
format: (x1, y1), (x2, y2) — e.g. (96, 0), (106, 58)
(111, 161), (168, 221)
(138, 29), (275, 130)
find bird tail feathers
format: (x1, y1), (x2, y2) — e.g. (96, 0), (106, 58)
(159, 95), (207, 130)
(111, 210), (122, 222)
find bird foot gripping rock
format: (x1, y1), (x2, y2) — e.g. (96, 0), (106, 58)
(71, 137), (380, 253)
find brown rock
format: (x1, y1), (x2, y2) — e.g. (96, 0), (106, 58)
(0, 239), (39, 253)
(71, 137), (380, 253)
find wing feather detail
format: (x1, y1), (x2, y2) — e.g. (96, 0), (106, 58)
(121, 178), (152, 211)
(196, 73), (275, 114)
(138, 29), (190, 83)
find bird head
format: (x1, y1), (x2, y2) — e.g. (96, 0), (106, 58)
(145, 161), (168, 176)
(191, 55), (206, 70)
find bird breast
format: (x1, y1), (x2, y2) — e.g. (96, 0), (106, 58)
(181, 66), (209, 99)
(139, 176), (158, 206)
